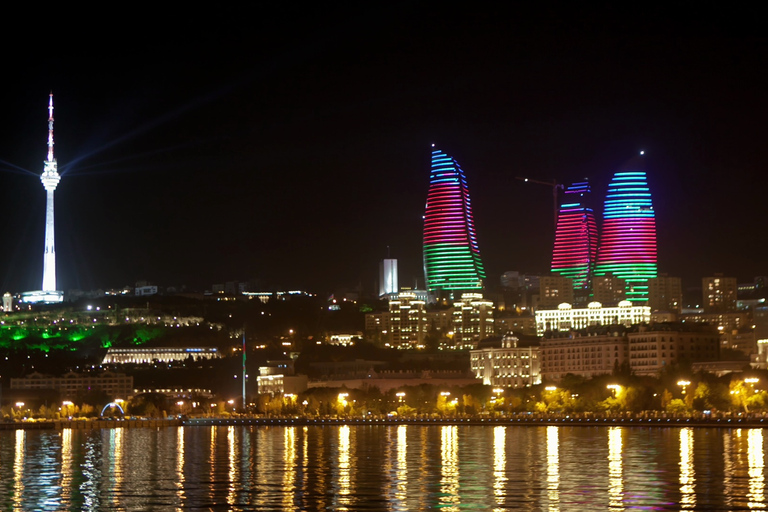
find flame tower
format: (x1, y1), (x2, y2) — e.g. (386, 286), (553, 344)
(594, 155), (657, 303)
(423, 147), (485, 296)
(551, 181), (598, 289)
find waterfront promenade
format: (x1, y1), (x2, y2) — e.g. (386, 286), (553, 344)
(2, 414), (767, 430)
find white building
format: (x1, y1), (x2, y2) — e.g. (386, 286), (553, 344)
(470, 334), (541, 388)
(102, 347), (221, 364)
(535, 301), (650, 336)
(379, 259), (399, 297)
(452, 293), (495, 349)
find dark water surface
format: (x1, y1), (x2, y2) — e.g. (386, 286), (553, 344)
(0, 425), (765, 510)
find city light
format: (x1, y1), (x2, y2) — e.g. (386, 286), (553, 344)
(551, 181), (597, 289)
(594, 165), (658, 302)
(423, 148), (485, 291)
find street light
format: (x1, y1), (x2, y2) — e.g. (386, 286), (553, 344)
(677, 380), (691, 395)
(607, 384), (620, 398)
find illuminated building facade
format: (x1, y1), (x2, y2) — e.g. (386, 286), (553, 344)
(23, 94), (63, 303)
(423, 147), (485, 296)
(102, 347), (221, 364)
(470, 334), (541, 388)
(535, 301), (651, 336)
(594, 157), (657, 303)
(451, 293), (495, 349)
(388, 291), (428, 349)
(551, 181), (598, 290)
(541, 333), (628, 381)
(379, 258), (399, 297)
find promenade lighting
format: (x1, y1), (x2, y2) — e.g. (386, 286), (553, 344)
(677, 380), (691, 395)
(440, 391), (451, 397)
(746, 378), (760, 384)
(15, 402), (24, 408)
(607, 384), (621, 398)
(545, 386), (557, 391)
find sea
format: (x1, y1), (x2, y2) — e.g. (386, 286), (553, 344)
(0, 424), (765, 510)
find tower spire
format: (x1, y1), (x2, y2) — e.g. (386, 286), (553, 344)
(47, 92), (54, 163)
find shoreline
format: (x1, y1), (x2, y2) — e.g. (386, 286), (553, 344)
(1, 416), (766, 430)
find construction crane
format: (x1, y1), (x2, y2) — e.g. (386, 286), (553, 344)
(516, 177), (564, 230)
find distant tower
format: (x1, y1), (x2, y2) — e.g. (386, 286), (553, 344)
(379, 259), (399, 297)
(41, 93), (61, 294)
(550, 181), (598, 290)
(594, 154), (657, 303)
(422, 146), (485, 297)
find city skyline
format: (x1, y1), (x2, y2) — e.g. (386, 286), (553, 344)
(0, 7), (765, 294)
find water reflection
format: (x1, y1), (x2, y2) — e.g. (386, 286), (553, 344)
(13, 429), (24, 508)
(440, 425), (460, 510)
(396, 424), (407, 507)
(0, 425), (766, 510)
(546, 425), (559, 511)
(608, 427), (623, 510)
(176, 426), (185, 507)
(748, 428), (765, 509)
(284, 427), (296, 510)
(493, 426), (506, 511)
(335, 424), (352, 510)
(679, 427), (696, 509)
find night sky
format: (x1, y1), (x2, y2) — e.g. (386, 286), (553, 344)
(0, 6), (765, 295)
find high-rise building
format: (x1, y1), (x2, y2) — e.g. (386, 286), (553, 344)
(538, 275), (574, 309)
(378, 258), (399, 297)
(423, 146), (485, 297)
(648, 274), (682, 313)
(592, 275), (627, 306)
(702, 274), (738, 312)
(451, 293), (495, 349)
(594, 155), (657, 303)
(22, 94), (63, 303)
(551, 181), (598, 290)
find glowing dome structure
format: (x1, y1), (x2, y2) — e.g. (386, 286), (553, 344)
(594, 156), (657, 303)
(422, 147), (485, 295)
(550, 181), (598, 289)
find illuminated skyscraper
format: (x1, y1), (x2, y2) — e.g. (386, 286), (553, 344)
(594, 155), (657, 303)
(423, 147), (485, 295)
(23, 93), (63, 303)
(550, 181), (598, 289)
(378, 258), (399, 297)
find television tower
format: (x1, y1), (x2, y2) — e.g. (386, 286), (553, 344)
(41, 93), (60, 293)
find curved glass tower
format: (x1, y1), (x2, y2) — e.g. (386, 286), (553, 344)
(551, 181), (598, 290)
(423, 147), (485, 295)
(594, 156), (657, 303)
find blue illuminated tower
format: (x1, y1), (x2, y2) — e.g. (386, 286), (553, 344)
(422, 147), (485, 295)
(594, 154), (657, 303)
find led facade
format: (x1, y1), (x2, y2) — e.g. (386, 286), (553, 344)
(594, 161), (657, 302)
(551, 181), (598, 289)
(423, 148), (485, 294)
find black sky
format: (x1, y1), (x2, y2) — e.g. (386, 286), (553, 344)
(0, 6), (765, 295)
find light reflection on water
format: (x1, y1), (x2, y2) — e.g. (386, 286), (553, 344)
(1, 426), (767, 510)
